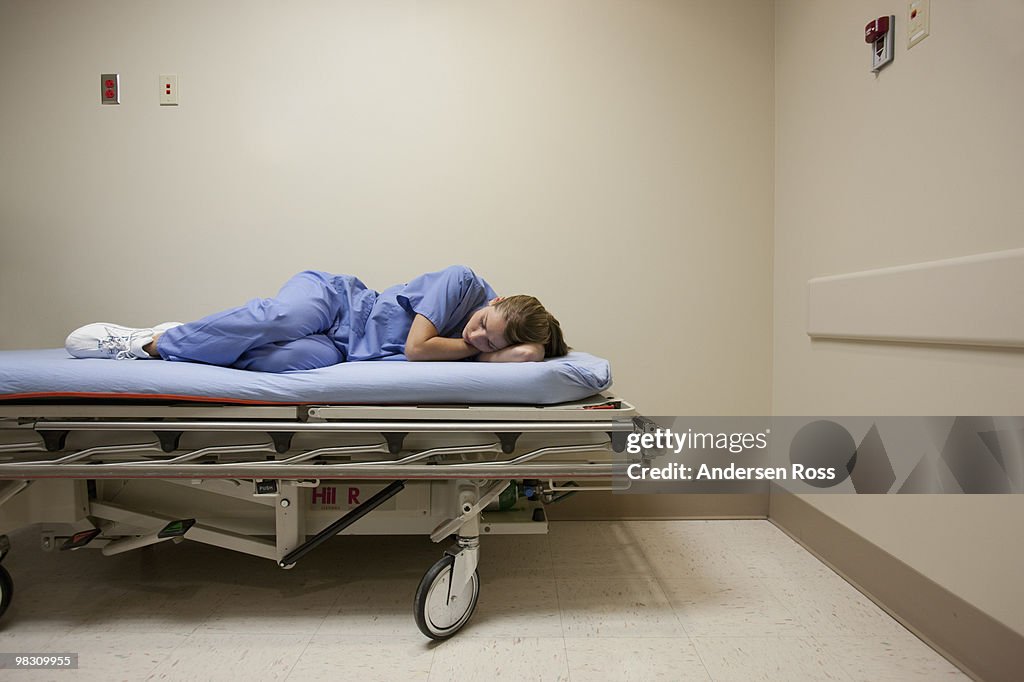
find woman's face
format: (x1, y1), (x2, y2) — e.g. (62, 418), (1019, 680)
(462, 301), (510, 353)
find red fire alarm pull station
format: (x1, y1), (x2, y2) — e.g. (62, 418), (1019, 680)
(865, 15), (895, 72)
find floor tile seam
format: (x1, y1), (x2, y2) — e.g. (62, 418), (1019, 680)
(810, 632), (950, 647)
(441, 631), (563, 640)
(509, 527), (557, 572)
(689, 633), (840, 640)
(563, 633), (711, 640)
(727, 549), (845, 575)
(805, 631), (965, 677)
(306, 575), (401, 637)
(747, 575), (821, 638)
(806, 634), (861, 682)
(647, 570), (689, 639)
(187, 589), (251, 637)
(307, 585), (348, 638)
(804, 629), (878, 675)
(141, 624), (207, 680)
(52, 621), (202, 640)
(494, 531), (557, 579)
(684, 631), (718, 682)
(550, 575), (666, 586)
(632, 528), (667, 576)
(190, 627), (325, 636)
(419, 640), (439, 682)
(281, 632), (325, 682)
(54, 622), (205, 638)
(51, 629), (199, 641)
(552, 563), (568, 643)
(303, 630), (432, 638)
(672, 627), (820, 640)
(560, 629), (572, 682)
(633, 536), (754, 577)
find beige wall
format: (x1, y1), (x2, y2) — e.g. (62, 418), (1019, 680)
(773, 0), (1024, 636)
(4, 0), (1022, 647)
(0, 0), (774, 417)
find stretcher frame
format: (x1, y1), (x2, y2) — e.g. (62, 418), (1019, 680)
(0, 394), (647, 638)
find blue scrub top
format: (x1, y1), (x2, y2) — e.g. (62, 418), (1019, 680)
(334, 265), (498, 361)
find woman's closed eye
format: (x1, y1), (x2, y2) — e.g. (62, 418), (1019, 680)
(482, 316), (496, 350)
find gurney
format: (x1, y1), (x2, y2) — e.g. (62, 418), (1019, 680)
(0, 349), (643, 639)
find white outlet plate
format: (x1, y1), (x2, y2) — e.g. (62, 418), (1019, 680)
(159, 74), (178, 106)
(908, 0), (930, 48)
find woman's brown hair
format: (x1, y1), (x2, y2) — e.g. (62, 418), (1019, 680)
(494, 295), (569, 358)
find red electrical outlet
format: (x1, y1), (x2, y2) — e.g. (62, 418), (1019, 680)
(101, 73), (119, 105)
(159, 74), (178, 106)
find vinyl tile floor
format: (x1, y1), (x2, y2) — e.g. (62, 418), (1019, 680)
(0, 520), (967, 681)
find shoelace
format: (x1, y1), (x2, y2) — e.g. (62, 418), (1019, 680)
(97, 330), (147, 360)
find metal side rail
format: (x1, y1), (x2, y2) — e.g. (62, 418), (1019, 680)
(0, 442), (629, 480)
(0, 461), (628, 480)
(29, 419), (633, 433)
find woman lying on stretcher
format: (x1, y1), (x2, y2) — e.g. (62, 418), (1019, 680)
(65, 265), (569, 372)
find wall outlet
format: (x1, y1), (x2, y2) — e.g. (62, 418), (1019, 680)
(159, 74), (178, 106)
(908, 0), (930, 48)
(101, 73), (119, 105)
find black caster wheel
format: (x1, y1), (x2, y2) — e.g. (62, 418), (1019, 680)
(0, 564), (12, 621)
(413, 554), (479, 640)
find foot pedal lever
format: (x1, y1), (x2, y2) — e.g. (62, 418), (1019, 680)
(60, 528), (102, 551)
(158, 518), (196, 539)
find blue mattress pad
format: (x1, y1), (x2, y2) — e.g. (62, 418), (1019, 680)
(0, 349), (612, 405)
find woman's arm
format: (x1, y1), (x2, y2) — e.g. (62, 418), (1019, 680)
(477, 342), (545, 363)
(405, 314), (479, 361)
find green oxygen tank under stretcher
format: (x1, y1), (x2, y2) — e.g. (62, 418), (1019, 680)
(484, 482), (520, 511)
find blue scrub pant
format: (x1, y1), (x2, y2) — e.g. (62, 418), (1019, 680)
(156, 271), (347, 372)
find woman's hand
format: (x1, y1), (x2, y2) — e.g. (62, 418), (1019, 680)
(405, 314), (480, 361)
(477, 342), (545, 363)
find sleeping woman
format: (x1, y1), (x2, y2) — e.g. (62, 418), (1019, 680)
(65, 265), (568, 372)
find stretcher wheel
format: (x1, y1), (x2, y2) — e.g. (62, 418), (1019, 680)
(0, 565), (11, 620)
(413, 554), (479, 640)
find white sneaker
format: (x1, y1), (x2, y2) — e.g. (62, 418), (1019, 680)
(65, 322), (179, 360)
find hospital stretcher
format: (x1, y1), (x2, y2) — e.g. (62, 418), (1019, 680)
(0, 350), (647, 639)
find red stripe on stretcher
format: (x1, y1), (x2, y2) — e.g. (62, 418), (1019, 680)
(0, 391), (311, 405)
